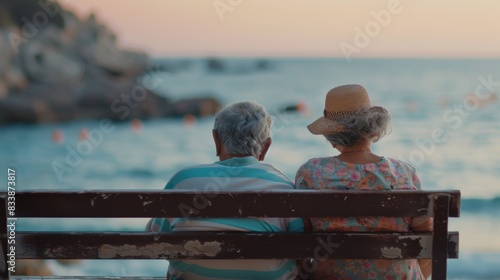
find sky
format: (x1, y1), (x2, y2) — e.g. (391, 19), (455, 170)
(65, 0), (500, 58)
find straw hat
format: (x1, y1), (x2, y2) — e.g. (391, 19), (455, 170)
(307, 84), (386, 135)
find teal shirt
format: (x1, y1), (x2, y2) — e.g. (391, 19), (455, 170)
(152, 157), (304, 280)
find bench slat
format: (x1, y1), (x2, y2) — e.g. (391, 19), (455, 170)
(16, 231), (459, 260)
(13, 190), (460, 218)
(0, 190), (460, 280)
(11, 277), (165, 280)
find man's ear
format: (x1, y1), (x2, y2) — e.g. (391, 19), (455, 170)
(212, 129), (221, 157)
(258, 137), (272, 161)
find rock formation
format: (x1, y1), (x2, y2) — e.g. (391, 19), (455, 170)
(0, 0), (222, 125)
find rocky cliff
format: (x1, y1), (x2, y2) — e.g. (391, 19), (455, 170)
(0, 0), (221, 125)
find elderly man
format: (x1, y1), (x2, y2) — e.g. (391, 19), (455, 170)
(147, 101), (303, 280)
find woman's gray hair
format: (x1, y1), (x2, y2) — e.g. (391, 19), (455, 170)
(324, 108), (391, 147)
(214, 101), (272, 158)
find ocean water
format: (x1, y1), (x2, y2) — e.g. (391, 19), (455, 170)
(1, 58), (499, 279)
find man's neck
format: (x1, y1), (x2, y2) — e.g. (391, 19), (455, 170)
(219, 154), (253, 161)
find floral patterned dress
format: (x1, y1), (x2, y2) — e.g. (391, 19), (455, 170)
(295, 156), (425, 280)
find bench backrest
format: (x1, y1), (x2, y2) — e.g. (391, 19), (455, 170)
(1, 190), (460, 279)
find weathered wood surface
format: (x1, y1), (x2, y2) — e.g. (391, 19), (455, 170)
(0, 190), (461, 280)
(14, 190), (460, 218)
(11, 277), (164, 280)
(9, 275), (165, 280)
(16, 231), (459, 260)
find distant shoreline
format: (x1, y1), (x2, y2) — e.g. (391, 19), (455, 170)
(152, 56), (500, 60)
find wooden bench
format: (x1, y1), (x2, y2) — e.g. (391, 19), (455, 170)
(1, 190), (460, 280)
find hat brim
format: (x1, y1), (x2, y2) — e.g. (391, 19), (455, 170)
(307, 116), (345, 135)
(307, 106), (388, 135)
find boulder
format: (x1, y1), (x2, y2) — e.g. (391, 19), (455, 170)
(0, 28), (28, 95)
(0, 81), (7, 99)
(75, 14), (149, 77)
(20, 27), (84, 85)
(3, 65), (27, 90)
(171, 97), (222, 117)
(0, 77), (222, 124)
(205, 57), (273, 74)
(0, 3), (223, 125)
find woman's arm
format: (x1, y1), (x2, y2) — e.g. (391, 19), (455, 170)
(410, 217), (433, 279)
(409, 169), (433, 279)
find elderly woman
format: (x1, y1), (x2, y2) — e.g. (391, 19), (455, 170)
(148, 101), (303, 280)
(295, 84), (433, 279)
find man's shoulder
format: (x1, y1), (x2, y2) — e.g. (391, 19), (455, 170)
(252, 161), (287, 173)
(166, 161), (294, 190)
(164, 163), (221, 189)
(251, 162), (294, 183)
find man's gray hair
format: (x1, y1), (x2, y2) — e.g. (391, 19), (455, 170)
(214, 101), (272, 158)
(324, 108), (391, 147)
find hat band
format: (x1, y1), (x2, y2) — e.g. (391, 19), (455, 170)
(323, 109), (360, 121)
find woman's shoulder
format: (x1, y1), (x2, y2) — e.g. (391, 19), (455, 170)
(382, 157), (417, 171)
(298, 156), (337, 169)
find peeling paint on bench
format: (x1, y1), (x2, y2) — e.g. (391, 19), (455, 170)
(98, 240), (222, 258)
(381, 247), (402, 258)
(1, 190), (461, 280)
